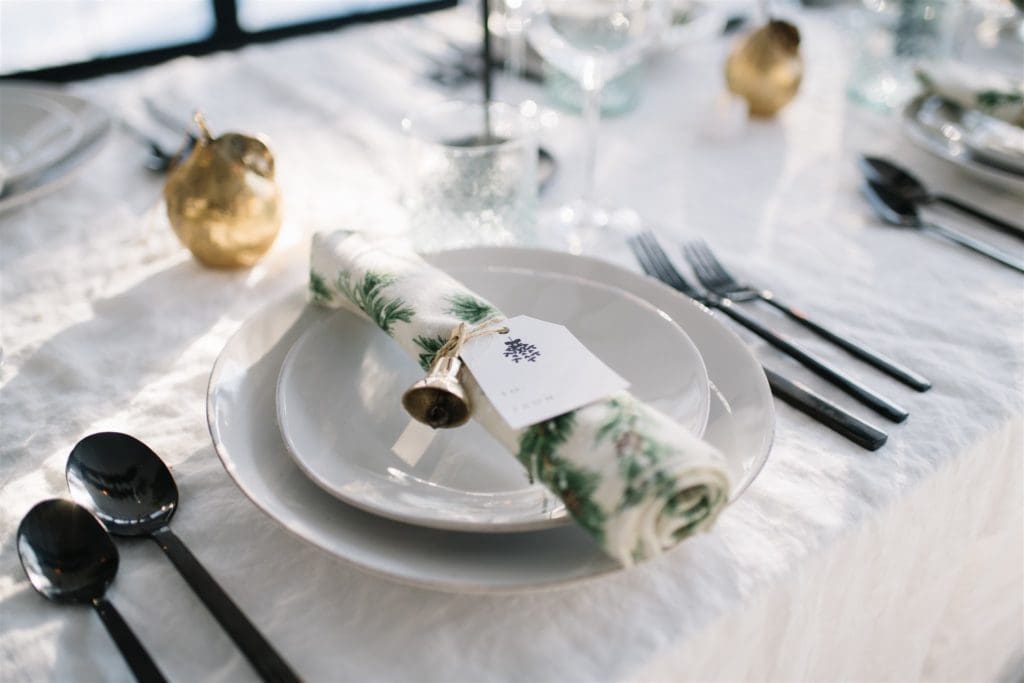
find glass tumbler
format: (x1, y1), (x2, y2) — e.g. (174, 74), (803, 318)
(402, 101), (538, 252)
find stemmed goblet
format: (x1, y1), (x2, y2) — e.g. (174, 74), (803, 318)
(526, 0), (669, 253)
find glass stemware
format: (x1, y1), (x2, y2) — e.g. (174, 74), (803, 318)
(526, 0), (668, 253)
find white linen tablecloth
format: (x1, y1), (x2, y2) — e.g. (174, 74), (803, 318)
(2, 6), (1022, 682)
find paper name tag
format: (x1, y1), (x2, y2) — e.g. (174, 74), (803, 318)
(459, 315), (629, 430)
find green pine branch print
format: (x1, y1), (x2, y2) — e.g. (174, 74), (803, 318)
(412, 334), (448, 371)
(336, 270), (414, 336)
(595, 398), (678, 510)
(309, 269), (332, 305)
(446, 293), (497, 324)
(517, 413), (606, 540)
(976, 89), (1023, 111)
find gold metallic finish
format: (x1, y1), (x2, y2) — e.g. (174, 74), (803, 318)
(725, 20), (803, 118)
(401, 356), (471, 429)
(164, 114), (282, 269)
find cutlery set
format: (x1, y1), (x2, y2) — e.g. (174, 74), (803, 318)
(629, 155), (1022, 449)
(18, 433), (301, 683)
(859, 156), (1024, 274)
(629, 232), (912, 450)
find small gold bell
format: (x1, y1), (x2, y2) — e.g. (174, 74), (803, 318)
(164, 113), (282, 268)
(401, 353), (471, 429)
(725, 19), (803, 118)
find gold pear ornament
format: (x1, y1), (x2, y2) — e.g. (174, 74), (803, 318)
(725, 19), (803, 118)
(164, 114), (281, 268)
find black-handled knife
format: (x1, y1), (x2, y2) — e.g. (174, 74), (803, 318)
(765, 367), (888, 450)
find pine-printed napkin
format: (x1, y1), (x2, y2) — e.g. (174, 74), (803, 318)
(917, 62), (1024, 127)
(309, 231), (731, 566)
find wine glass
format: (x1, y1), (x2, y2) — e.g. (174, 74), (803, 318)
(526, 0), (669, 253)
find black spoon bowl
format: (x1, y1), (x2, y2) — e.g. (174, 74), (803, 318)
(862, 180), (1024, 273)
(67, 432), (301, 683)
(858, 156), (931, 203)
(17, 499), (168, 682)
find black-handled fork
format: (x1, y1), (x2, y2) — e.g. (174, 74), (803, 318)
(629, 232), (909, 423)
(682, 240), (932, 392)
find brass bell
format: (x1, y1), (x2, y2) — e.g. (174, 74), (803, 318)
(401, 353), (471, 429)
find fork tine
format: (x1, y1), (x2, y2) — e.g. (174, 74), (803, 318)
(692, 240), (734, 286)
(684, 240), (734, 291)
(682, 241), (716, 288)
(637, 231), (698, 296)
(627, 235), (654, 278)
(628, 234), (664, 283)
(631, 232), (672, 285)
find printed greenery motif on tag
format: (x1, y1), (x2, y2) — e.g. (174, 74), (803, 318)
(412, 334), (448, 371)
(517, 413), (606, 540)
(446, 293), (497, 324)
(309, 270), (332, 305)
(595, 398), (679, 510)
(336, 270), (414, 336)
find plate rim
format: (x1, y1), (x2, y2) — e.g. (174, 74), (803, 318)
(902, 93), (1024, 190)
(0, 83), (112, 214)
(206, 247), (775, 593)
(0, 89), (84, 185)
(273, 262), (712, 533)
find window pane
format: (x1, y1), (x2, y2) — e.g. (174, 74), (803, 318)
(0, 0), (215, 75)
(237, 0), (432, 32)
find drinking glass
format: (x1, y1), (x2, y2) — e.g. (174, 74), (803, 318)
(847, 0), (961, 112)
(526, 0), (669, 253)
(403, 100), (538, 252)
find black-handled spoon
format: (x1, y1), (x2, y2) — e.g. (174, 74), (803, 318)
(67, 432), (302, 683)
(18, 499), (169, 683)
(862, 180), (1024, 274)
(858, 156), (1024, 242)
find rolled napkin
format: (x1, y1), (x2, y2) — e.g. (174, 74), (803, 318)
(916, 62), (1024, 127)
(309, 231), (731, 566)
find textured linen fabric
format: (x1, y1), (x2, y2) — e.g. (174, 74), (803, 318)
(309, 230), (731, 564)
(1, 5), (1023, 683)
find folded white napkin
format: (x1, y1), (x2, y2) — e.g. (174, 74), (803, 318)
(917, 61), (1024, 127)
(309, 231), (731, 566)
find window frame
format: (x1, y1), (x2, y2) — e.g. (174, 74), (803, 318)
(0, 0), (457, 82)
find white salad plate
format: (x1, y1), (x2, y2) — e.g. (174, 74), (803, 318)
(207, 248), (774, 593)
(0, 84), (111, 213)
(276, 265), (711, 533)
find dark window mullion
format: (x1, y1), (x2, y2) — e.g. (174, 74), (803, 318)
(212, 0), (243, 41)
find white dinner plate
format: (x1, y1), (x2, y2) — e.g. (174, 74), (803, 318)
(276, 266), (711, 533)
(207, 248), (774, 593)
(0, 84), (111, 213)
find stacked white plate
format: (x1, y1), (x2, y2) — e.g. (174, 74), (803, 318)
(0, 84), (112, 213)
(903, 94), (1024, 192)
(207, 247), (775, 593)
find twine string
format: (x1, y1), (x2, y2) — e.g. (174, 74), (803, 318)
(429, 317), (508, 374)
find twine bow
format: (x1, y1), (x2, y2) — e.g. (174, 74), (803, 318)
(428, 317), (509, 374)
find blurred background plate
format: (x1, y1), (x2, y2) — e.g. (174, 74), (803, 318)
(0, 84), (111, 214)
(0, 88), (83, 186)
(903, 93), (1024, 192)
